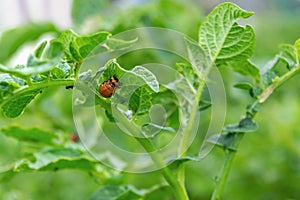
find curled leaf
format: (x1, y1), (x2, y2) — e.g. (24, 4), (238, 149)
(207, 132), (237, 151)
(223, 117), (258, 133)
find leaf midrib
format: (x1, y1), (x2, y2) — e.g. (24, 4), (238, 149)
(211, 12), (237, 63)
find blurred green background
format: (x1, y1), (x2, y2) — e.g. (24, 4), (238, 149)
(0, 0), (300, 199)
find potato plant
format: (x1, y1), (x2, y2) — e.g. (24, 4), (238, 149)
(0, 1), (299, 199)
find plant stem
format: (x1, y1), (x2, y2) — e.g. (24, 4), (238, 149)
(211, 134), (244, 200)
(177, 64), (213, 191)
(113, 108), (189, 200)
(136, 138), (189, 200)
(211, 64), (300, 199)
(178, 79), (205, 156)
(259, 66), (300, 103)
(177, 82), (203, 190)
(74, 62), (82, 79)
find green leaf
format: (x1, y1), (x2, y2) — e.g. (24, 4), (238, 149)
(101, 59), (126, 81)
(0, 23), (59, 63)
(26, 40), (64, 71)
(131, 66), (159, 93)
(34, 41), (48, 58)
(234, 83), (262, 99)
(169, 156), (200, 170)
(142, 123), (175, 138)
(99, 60), (159, 93)
(246, 103), (261, 118)
(1, 89), (41, 118)
(89, 185), (142, 200)
(15, 148), (96, 171)
(58, 30), (111, 62)
(0, 168), (14, 181)
(105, 37), (138, 50)
(0, 73), (25, 87)
(26, 55), (46, 69)
(176, 63), (197, 87)
(0, 81), (14, 100)
(227, 60), (260, 82)
(0, 41), (64, 77)
(1, 126), (59, 145)
(234, 82), (253, 90)
(51, 62), (71, 79)
(223, 117), (258, 133)
(45, 39), (65, 59)
(278, 44), (298, 69)
(199, 2), (255, 64)
(199, 99), (212, 111)
(185, 38), (210, 76)
(51, 67), (66, 79)
(164, 73), (197, 129)
(79, 60), (159, 125)
(261, 71), (278, 87)
(111, 66), (159, 126)
(129, 86), (152, 116)
(207, 132), (237, 151)
(0, 73), (25, 100)
(261, 56), (280, 75)
(175, 64), (213, 112)
(0, 66), (24, 80)
(250, 86), (263, 99)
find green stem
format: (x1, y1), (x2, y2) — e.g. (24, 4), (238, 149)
(178, 79), (205, 156)
(74, 62), (82, 79)
(177, 81), (204, 190)
(113, 107), (188, 200)
(211, 64), (300, 199)
(26, 76), (33, 86)
(177, 64), (213, 191)
(136, 138), (189, 200)
(211, 134), (244, 200)
(259, 66), (300, 103)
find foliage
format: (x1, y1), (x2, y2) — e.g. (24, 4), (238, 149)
(0, 1), (300, 200)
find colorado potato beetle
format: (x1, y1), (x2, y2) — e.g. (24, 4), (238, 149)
(99, 76), (119, 98)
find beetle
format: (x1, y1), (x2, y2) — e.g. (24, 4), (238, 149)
(99, 76), (119, 98)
